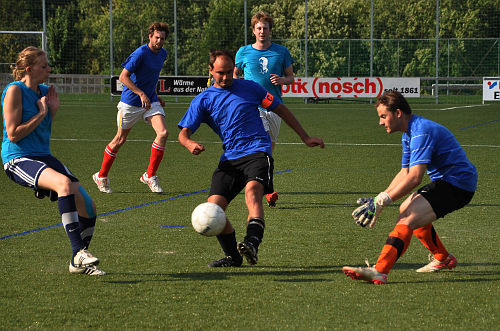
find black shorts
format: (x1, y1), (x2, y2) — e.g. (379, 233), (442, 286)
(209, 152), (274, 203)
(3, 155), (78, 201)
(417, 180), (475, 219)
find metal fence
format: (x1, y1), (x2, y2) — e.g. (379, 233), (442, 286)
(1, 0), (499, 103)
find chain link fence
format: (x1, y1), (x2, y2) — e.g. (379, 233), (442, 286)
(1, 0), (499, 102)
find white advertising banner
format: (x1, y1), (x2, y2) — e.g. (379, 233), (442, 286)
(482, 77), (500, 101)
(281, 77), (420, 98)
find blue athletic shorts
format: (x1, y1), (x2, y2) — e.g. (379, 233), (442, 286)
(417, 180), (475, 219)
(3, 155), (78, 201)
(209, 152), (274, 203)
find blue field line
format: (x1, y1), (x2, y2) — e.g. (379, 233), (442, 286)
(0, 169), (295, 241)
(459, 118), (500, 130)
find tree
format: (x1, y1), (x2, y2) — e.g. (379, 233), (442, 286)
(47, 2), (84, 73)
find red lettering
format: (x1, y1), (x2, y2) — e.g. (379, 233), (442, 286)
(158, 79), (166, 92)
(331, 82), (342, 94)
(353, 82), (363, 93)
(291, 79), (308, 93)
(365, 78), (377, 94)
(343, 82), (353, 93)
(318, 82), (330, 94)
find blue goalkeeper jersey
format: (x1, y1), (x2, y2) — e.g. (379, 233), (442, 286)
(178, 79), (279, 162)
(120, 44), (167, 107)
(2, 81), (51, 164)
(235, 43), (294, 105)
(401, 115), (477, 192)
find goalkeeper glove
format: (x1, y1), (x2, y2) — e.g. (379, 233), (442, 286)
(352, 192), (392, 228)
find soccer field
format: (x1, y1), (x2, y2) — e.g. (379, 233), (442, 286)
(1, 95), (499, 329)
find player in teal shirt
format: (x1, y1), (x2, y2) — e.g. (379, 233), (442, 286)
(234, 11), (295, 207)
(2, 46), (104, 275)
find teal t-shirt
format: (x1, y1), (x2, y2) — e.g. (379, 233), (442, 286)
(235, 43), (294, 104)
(1, 81), (51, 164)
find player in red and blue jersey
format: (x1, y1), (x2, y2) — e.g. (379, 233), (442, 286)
(344, 90), (477, 284)
(93, 22), (169, 194)
(178, 49), (324, 267)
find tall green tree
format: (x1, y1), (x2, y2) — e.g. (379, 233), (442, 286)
(47, 2), (84, 73)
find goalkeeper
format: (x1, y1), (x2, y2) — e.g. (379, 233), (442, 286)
(343, 90), (477, 284)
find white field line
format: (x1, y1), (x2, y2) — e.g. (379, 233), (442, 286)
(50, 138), (500, 148)
(437, 104), (488, 110)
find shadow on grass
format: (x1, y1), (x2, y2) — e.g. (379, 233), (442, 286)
(103, 262), (500, 284)
(104, 265), (343, 284)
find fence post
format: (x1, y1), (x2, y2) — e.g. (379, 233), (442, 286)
(435, 0), (439, 104)
(109, 0), (113, 102)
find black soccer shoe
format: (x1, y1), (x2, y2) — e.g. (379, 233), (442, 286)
(208, 256), (243, 268)
(237, 241), (258, 265)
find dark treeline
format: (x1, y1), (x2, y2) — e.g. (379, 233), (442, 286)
(1, 0), (499, 77)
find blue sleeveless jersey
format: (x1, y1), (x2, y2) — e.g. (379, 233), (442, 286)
(120, 44), (167, 107)
(235, 43), (294, 104)
(2, 81), (51, 164)
(178, 79), (279, 161)
(402, 115), (477, 192)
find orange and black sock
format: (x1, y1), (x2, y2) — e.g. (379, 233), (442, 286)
(375, 224), (413, 274)
(413, 224), (449, 261)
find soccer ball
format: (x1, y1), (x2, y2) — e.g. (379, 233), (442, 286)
(191, 202), (226, 236)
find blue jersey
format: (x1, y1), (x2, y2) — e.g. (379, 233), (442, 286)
(1, 81), (51, 164)
(402, 115), (477, 192)
(235, 43), (294, 104)
(178, 79), (280, 162)
(120, 44), (167, 107)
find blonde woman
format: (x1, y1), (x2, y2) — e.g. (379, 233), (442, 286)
(1, 46), (105, 275)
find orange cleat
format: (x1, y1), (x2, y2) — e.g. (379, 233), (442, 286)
(266, 192), (279, 207)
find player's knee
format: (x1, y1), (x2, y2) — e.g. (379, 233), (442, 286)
(157, 128), (169, 141)
(53, 176), (73, 196)
(116, 136), (127, 146)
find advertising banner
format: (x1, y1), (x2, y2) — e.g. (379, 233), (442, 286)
(111, 76), (420, 98)
(111, 76), (208, 96)
(482, 77), (500, 101)
(282, 77), (420, 98)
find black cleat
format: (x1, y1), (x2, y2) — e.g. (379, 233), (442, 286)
(208, 256), (242, 268)
(237, 241), (258, 265)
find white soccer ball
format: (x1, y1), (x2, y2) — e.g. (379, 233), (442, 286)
(191, 202), (226, 236)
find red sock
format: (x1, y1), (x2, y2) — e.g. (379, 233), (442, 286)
(413, 224), (449, 261)
(98, 145), (117, 178)
(147, 142), (165, 177)
(375, 224), (413, 274)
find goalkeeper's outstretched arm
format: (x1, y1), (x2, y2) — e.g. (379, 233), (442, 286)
(385, 164), (427, 202)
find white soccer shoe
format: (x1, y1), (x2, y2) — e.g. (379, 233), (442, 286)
(73, 249), (99, 268)
(69, 263), (106, 275)
(416, 254), (457, 272)
(140, 172), (163, 193)
(93, 172), (112, 193)
(342, 260), (388, 284)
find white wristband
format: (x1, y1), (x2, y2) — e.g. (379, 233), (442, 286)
(376, 192), (392, 206)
